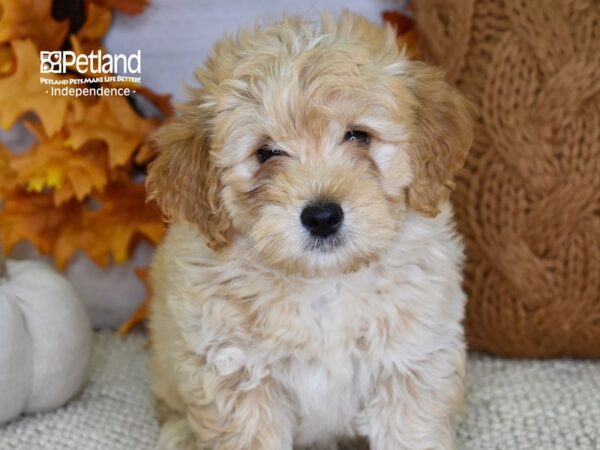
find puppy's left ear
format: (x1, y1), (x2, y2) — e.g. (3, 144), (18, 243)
(405, 61), (474, 216)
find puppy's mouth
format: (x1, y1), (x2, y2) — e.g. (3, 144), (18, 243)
(303, 233), (345, 253)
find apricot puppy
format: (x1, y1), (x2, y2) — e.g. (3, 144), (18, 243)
(147, 12), (473, 450)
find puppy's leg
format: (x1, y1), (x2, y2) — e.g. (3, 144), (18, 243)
(365, 350), (465, 450)
(158, 414), (198, 450)
(184, 375), (295, 450)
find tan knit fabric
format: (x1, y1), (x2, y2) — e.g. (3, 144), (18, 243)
(414, 0), (600, 357)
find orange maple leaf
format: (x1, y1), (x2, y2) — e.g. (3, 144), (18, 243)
(86, 180), (165, 265)
(0, 39), (80, 136)
(0, 43), (14, 75)
(132, 86), (174, 119)
(0, 142), (17, 198)
(0, 191), (87, 267)
(134, 140), (158, 165)
(100, 85), (172, 164)
(0, 0), (170, 275)
(118, 267), (151, 335)
(11, 124), (109, 205)
(0, 0), (69, 50)
(67, 96), (158, 167)
(0, 181), (165, 270)
(92, 0), (149, 15)
(77, 3), (113, 43)
(382, 10), (419, 58)
(68, 35), (106, 77)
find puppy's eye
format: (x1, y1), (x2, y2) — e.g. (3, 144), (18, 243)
(344, 130), (370, 145)
(257, 147), (287, 163)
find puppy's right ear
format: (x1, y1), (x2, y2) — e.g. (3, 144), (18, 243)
(146, 112), (233, 250)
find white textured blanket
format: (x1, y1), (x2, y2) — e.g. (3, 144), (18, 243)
(1, 332), (598, 450)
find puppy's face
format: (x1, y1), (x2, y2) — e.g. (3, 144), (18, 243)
(148, 14), (472, 277)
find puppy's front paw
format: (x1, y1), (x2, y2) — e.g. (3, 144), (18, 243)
(157, 416), (198, 450)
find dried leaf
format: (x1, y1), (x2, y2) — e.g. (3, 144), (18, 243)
(88, 180), (165, 264)
(382, 10), (419, 58)
(92, 0), (149, 15)
(118, 296), (150, 334)
(11, 126), (109, 204)
(118, 267), (151, 335)
(0, 0), (170, 275)
(0, 191), (85, 267)
(0, 181), (164, 269)
(382, 10), (413, 35)
(68, 35), (106, 77)
(134, 86), (174, 119)
(0, 0), (69, 50)
(397, 30), (419, 58)
(0, 39), (79, 136)
(134, 140), (157, 165)
(0, 142), (17, 198)
(77, 2), (113, 43)
(67, 96), (158, 167)
(0, 43), (14, 75)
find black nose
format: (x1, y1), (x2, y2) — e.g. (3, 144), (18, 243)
(300, 202), (344, 238)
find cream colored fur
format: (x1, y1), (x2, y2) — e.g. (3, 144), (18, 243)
(148, 12), (472, 450)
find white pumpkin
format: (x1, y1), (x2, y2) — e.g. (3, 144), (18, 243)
(0, 257), (93, 425)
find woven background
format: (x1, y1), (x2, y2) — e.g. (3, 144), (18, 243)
(415, 0), (600, 357)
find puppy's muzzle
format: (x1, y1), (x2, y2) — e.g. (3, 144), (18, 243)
(300, 201), (344, 239)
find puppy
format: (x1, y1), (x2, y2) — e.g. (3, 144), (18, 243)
(147, 12), (472, 450)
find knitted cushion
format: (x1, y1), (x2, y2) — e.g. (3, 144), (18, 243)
(414, 0), (600, 357)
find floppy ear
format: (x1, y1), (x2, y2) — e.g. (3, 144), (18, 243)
(146, 110), (233, 250)
(406, 61), (474, 216)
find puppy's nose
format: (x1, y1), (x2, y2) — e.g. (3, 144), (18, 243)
(300, 202), (344, 238)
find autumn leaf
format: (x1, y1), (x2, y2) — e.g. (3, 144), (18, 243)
(134, 85), (174, 119)
(68, 35), (106, 77)
(37, 179), (159, 268)
(0, 191), (86, 267)
(101, 85), (173, 164)
(134, 140), (157, 164)
(0, 181), (164, 269)
(382, 11), (413, 35)
(92, 0), (149, 16)
(77, 2), (113, 43)
(118, 267), (151, 335)
(87, 180), (165, 265)
(0, 39), (80, 136)
(107, 81), (174, 120)
(382, 10), (419, 58)
(67, 96), (158, 167)
(0, 0), (170, 276)
(0, 43), (14, 75)
(10, 125), (109, 205)
(0, 142), (16, 198)
(0, 0), (69, 50)
(53, 180), (165, 268)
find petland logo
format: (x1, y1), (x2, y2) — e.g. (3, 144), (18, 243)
(41, 50), (141, 74)
(40, 50), (142, 97)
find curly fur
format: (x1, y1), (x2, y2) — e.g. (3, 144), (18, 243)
(147, 12), (473, 450)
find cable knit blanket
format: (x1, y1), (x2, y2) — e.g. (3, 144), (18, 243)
(0, 332), (598, 450)
(414, 0), (600, 358)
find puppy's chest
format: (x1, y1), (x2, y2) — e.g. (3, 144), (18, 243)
(264, 278), (385, 353)
(266, 281), (387, 415)
(276, 344), (371, 443)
